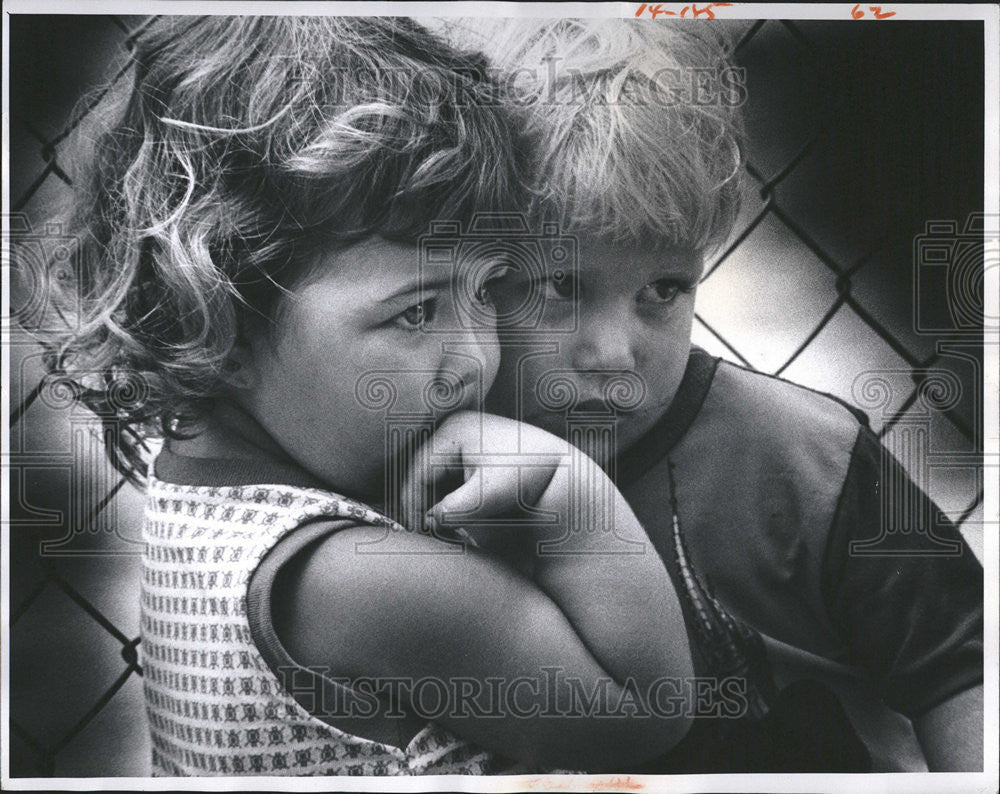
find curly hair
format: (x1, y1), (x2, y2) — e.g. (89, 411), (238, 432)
(434, 18), (745, 253)
(32, 16), (526, 483)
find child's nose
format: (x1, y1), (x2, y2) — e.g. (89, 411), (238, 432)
(572, 324), (636, 372)
(439, 337), (500, 398)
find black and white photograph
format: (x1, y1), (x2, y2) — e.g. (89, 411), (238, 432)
(2, 2), (997, 790)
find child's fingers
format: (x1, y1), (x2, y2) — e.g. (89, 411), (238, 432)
(401, 412), (571, 533)
(428, 457), (562, 530)
(428, 466), (508, 531)
(398, 435), (463, 531)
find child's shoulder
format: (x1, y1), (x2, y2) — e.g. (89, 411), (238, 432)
(704, 358), (870, 453)
(620, 350), (871, 490)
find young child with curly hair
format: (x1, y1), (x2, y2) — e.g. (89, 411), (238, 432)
(35, 16), (697, 776)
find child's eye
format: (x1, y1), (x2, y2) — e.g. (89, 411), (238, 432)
(397, 298), (437, 328)
(637, 279), (690, 304)
(472, 263), (513, 307)
(541, 270), (575, 300)
(475, 282), (496, 307)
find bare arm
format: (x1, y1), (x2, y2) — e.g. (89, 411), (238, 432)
(409, 411), (693, 704)
(914, 685), (983, 772)
(517, 444), (693, 697)
(276, 523), (691, 771)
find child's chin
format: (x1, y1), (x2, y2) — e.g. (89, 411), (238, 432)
(525, 409), (650, 457)
(520, 409), (567, 436)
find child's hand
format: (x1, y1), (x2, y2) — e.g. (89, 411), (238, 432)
(398, 410), (574, 546)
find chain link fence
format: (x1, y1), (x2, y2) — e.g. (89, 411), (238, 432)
(5, 15), (988, 777)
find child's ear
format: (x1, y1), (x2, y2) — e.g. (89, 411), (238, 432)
(221, 343), (258, 390)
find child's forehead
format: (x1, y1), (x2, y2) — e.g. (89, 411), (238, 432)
(321, 236), (414, 272)
(574, 236), (704, 281)
(302, 236), (423, 297)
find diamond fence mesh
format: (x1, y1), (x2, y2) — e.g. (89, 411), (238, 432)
(5, 15), (989, 777)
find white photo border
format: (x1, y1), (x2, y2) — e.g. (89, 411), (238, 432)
(2, 2), (996, 792)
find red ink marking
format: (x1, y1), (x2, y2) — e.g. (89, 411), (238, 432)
(635, 1), (731, 19)
(687, 2), (732, 19)
(851, 4), (897, 19)
(515, 775), (646, 792)
(590, 775), (645, 791)
(517, 777), (571, 791)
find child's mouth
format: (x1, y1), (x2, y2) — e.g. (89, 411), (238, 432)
(567, 398), (607, 414)
(523, 398), (646, 441)
(570, 397), (639, 414)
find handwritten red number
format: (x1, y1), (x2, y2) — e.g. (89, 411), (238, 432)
(637, 1), (731, 19)
(852, 4), (897, 19)
(689, 2), (731, 18)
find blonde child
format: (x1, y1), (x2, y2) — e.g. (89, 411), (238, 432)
(455, 18), (984, 772)
(37, 16), (694, 776)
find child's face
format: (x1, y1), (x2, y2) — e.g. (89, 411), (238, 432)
(238, 237), (500, 498)
(487, 236), (702, 455)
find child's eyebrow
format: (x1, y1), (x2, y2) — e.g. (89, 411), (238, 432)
(380, 276), (454, 306)
(632, 257), (706, 284)
(653, 263), (703, 281)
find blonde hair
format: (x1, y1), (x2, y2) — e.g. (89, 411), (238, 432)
(438, 18), (744, 252)
(34, 16), (524, 481)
